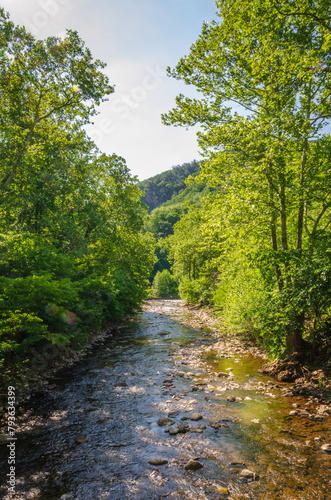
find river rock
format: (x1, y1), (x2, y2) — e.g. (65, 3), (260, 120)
(169, 426), (180, 435)
(148, 458), (168, 465)
(184, 459), (204, 471)
(0, 434), (11, 444)
(240, 469), (258, 481)
(227, 395), (236, 402)
(218, 372), (230, 378)
(177, 422), (190, 433)
(158, 417), (175, 426)
(114, 381), (128, 388)
(168, 410), (180, 418)
(190, 412), (203, 421)
(75, 436), (89, 444)
(321, 443), (331, 452)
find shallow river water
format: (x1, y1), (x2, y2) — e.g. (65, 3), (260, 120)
(0, 300), (330, 499)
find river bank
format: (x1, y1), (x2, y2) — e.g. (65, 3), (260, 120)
(143, 299), (331, 404)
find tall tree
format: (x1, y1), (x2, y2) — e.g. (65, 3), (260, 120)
(0, 8), (113, 203)
(162, 0), (331, 354)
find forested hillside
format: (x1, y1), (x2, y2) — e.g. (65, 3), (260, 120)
(153, 0), (331, 362)
(0, 10), (155, 395)
(138, 160), (200, 211)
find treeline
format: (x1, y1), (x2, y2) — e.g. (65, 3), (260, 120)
(150, 0), (331, 360)
(141, 164), (213, 292)
(0, 10), (155, 389)
(138, 160), (200, 211)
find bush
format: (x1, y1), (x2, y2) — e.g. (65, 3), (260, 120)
(151, 270), (178, 298)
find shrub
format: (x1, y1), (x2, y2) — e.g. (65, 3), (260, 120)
(151, 270), (178, 298)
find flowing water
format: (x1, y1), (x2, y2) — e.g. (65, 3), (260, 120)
(0, 300), (330, 499)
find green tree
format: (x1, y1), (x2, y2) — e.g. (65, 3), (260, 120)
(0, 11), (156, 391)
(0, 8), (113, 204)
(162, 0), (331, 355)
(151, 269), (178, 298)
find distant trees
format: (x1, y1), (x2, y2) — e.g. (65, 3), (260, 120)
(162, 0), (331, 357)
(138, 160), (201, 211)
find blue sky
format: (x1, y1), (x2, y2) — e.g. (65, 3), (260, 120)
(2, 0), (217, 180)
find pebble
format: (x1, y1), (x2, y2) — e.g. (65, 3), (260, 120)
(114, 382), (128, 388)
(158, 417), (175, 426)
(148, 458), (168, 465)
(190, 413), (203, 421)
(75, 436), (89, 444)
(240, 469), (259, 481)
(177, 422), (190, 433)
(218, 372), (230, 378)
(168, 410), (180, 417)
(321, 444), (331, 452)
(184, 459), (204, 471)
(227, 396), (236, 402)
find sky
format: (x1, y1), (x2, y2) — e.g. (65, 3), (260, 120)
(1, 0), (217, 181)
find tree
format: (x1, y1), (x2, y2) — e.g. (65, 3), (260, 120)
(0, 8), (113, 203)
(162, 0), (331, 355)
(0, 11), (156, 390)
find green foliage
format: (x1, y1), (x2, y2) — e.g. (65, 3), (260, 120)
(138, 160), (201, 211)
(150, 240), (171, 281)
(0, 11), (156, 378)
(145, 204), (189, 239)
(162, 0), (331, 356)
(151, 270), (178, 298)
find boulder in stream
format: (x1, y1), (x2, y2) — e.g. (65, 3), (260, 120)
(184, 459), (204, 471)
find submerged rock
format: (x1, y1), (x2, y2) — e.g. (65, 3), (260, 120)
(184, 459), (204, 471)
(158, 417), (175, 426)
(190, 412), (203, 421)
(114, 381), (128, 388)
(240, 469), (259, 481)
(148, 458), (168, 465)
(190, 428), (203, 433)
(75, 436), (89, 444)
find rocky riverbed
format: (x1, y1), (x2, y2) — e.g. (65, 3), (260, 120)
(0, 299), (330, 499)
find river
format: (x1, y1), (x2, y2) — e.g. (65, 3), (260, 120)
(0, 299), (330, 499)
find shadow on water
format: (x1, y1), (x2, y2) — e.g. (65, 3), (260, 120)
(0, 303), (330, 499)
